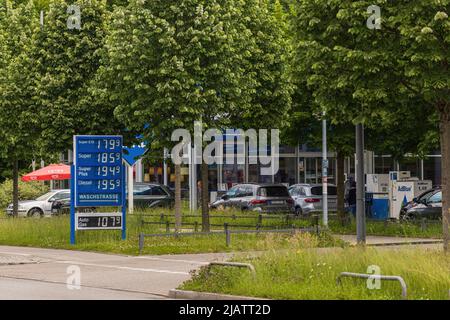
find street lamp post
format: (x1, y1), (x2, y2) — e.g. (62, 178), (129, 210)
(356, 123), (366, 244)
(322, 112), (328, 227)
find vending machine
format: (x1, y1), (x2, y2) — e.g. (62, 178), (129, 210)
(366, 174), (389, 193)
(366, 174), (390, 220)
(390, 180), (415, 219)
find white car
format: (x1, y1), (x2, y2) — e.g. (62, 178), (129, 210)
(288, 184), (337, 216)
(6, 189), (70, 217)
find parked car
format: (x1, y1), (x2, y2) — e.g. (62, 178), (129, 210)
(132, 183), (175, 209)
(400, 187), (441, 217)
(50, 183), (175, 215)
(210, 183), (295, 213)
(288, 184), (337, 216)
(400, 189), (442, 220)
(6, 189), (70, 217)
(51, 198), (96, 215)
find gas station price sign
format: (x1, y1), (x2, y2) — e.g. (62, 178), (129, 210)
(74, 136), (124, 207)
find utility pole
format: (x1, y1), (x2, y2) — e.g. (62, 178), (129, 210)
(355, 123), (366, 245)
(322, 112), (328, 227)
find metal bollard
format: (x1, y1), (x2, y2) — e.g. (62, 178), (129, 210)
(421, 218), (427, 232)
(336, 272), (408, 300)
(208, 262), (256, 277)
(314, 215), (320, 235)
(138, 233), (144, 254)
(194, 221), (198, 232)
(226, 229), (231, 247)
(224, 223), (230, 246)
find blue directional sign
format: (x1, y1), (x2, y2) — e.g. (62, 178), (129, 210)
(74, 136), (124, 207)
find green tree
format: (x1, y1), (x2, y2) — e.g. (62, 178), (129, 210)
(32, 0), (125, 156)
(291, 0), (449, 250)
(0, 0), (40, 215)
(97, 0), (292, 231)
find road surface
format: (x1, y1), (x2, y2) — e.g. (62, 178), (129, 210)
(0, 246), (231, 300)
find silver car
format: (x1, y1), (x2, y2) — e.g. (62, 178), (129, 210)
(288, 184), (337, 216)
(210, 183), (295, 213)
(6, 189), (71, 217)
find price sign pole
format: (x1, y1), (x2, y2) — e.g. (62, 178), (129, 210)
(70, 135), (126, 245)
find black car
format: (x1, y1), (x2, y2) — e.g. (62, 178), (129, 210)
(400, 188), (440, 217)
(132, 183), (175, 209)
(52, 183), (174, 214)
(400, 189), (442, 220)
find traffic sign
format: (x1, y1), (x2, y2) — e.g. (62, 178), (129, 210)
(71, 135), (126, 244)
(74, 136), (124, 207)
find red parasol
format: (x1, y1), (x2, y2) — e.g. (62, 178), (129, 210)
(21, 164), (71, 182)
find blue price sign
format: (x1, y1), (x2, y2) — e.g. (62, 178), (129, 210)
(74, 136), (124, 207)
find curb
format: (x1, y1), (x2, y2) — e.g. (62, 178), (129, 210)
(169, 289), (268, 300)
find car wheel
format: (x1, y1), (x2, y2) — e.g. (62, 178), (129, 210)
(28, 208), (43, 218)
(294, 206), (302, 216)
(402, 213), (415, 222)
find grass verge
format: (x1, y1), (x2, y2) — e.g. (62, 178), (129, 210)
(181, 245), (450, 300)
(0, 210), (341, 255)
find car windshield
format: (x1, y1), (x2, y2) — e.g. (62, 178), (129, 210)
(428, 191), (442, 203)
(227, 187), (239, 196)
(35, 192), (56, 201)
(418, 190), (435, 201)
(311, 186), (337, 196)
(257, 186), (289, 197)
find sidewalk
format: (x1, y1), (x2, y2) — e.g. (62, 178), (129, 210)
(336, 235), (443, 247)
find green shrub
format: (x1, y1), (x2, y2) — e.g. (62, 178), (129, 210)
(0, 179), (49, 209)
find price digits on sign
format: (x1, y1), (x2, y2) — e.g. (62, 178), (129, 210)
(97, 179), (121, 190)
(97, 152), (121, 164)
(97, 165), (121, 177)
(98, 138), (121, 150)
(98, 216), (121, 228)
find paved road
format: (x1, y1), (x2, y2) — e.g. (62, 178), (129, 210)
(0, 246), (231, 300)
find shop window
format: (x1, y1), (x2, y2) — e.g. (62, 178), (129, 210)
(274, 157), (297, 185)
(423, 156), (441, 186)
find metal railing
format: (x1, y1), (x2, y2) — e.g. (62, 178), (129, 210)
(207, 262), (256, 277)
(139, 213), (321, 233)
(336, 272), (408, 300)
(138, 225), (318, 254)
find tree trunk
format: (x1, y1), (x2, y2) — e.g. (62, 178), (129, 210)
(336, 151), (346, 224)
(174, 164), (182, 233)
(12, 159), (19, 217)
(201, 161), (210, 232)
(439, 106), (450, 252)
